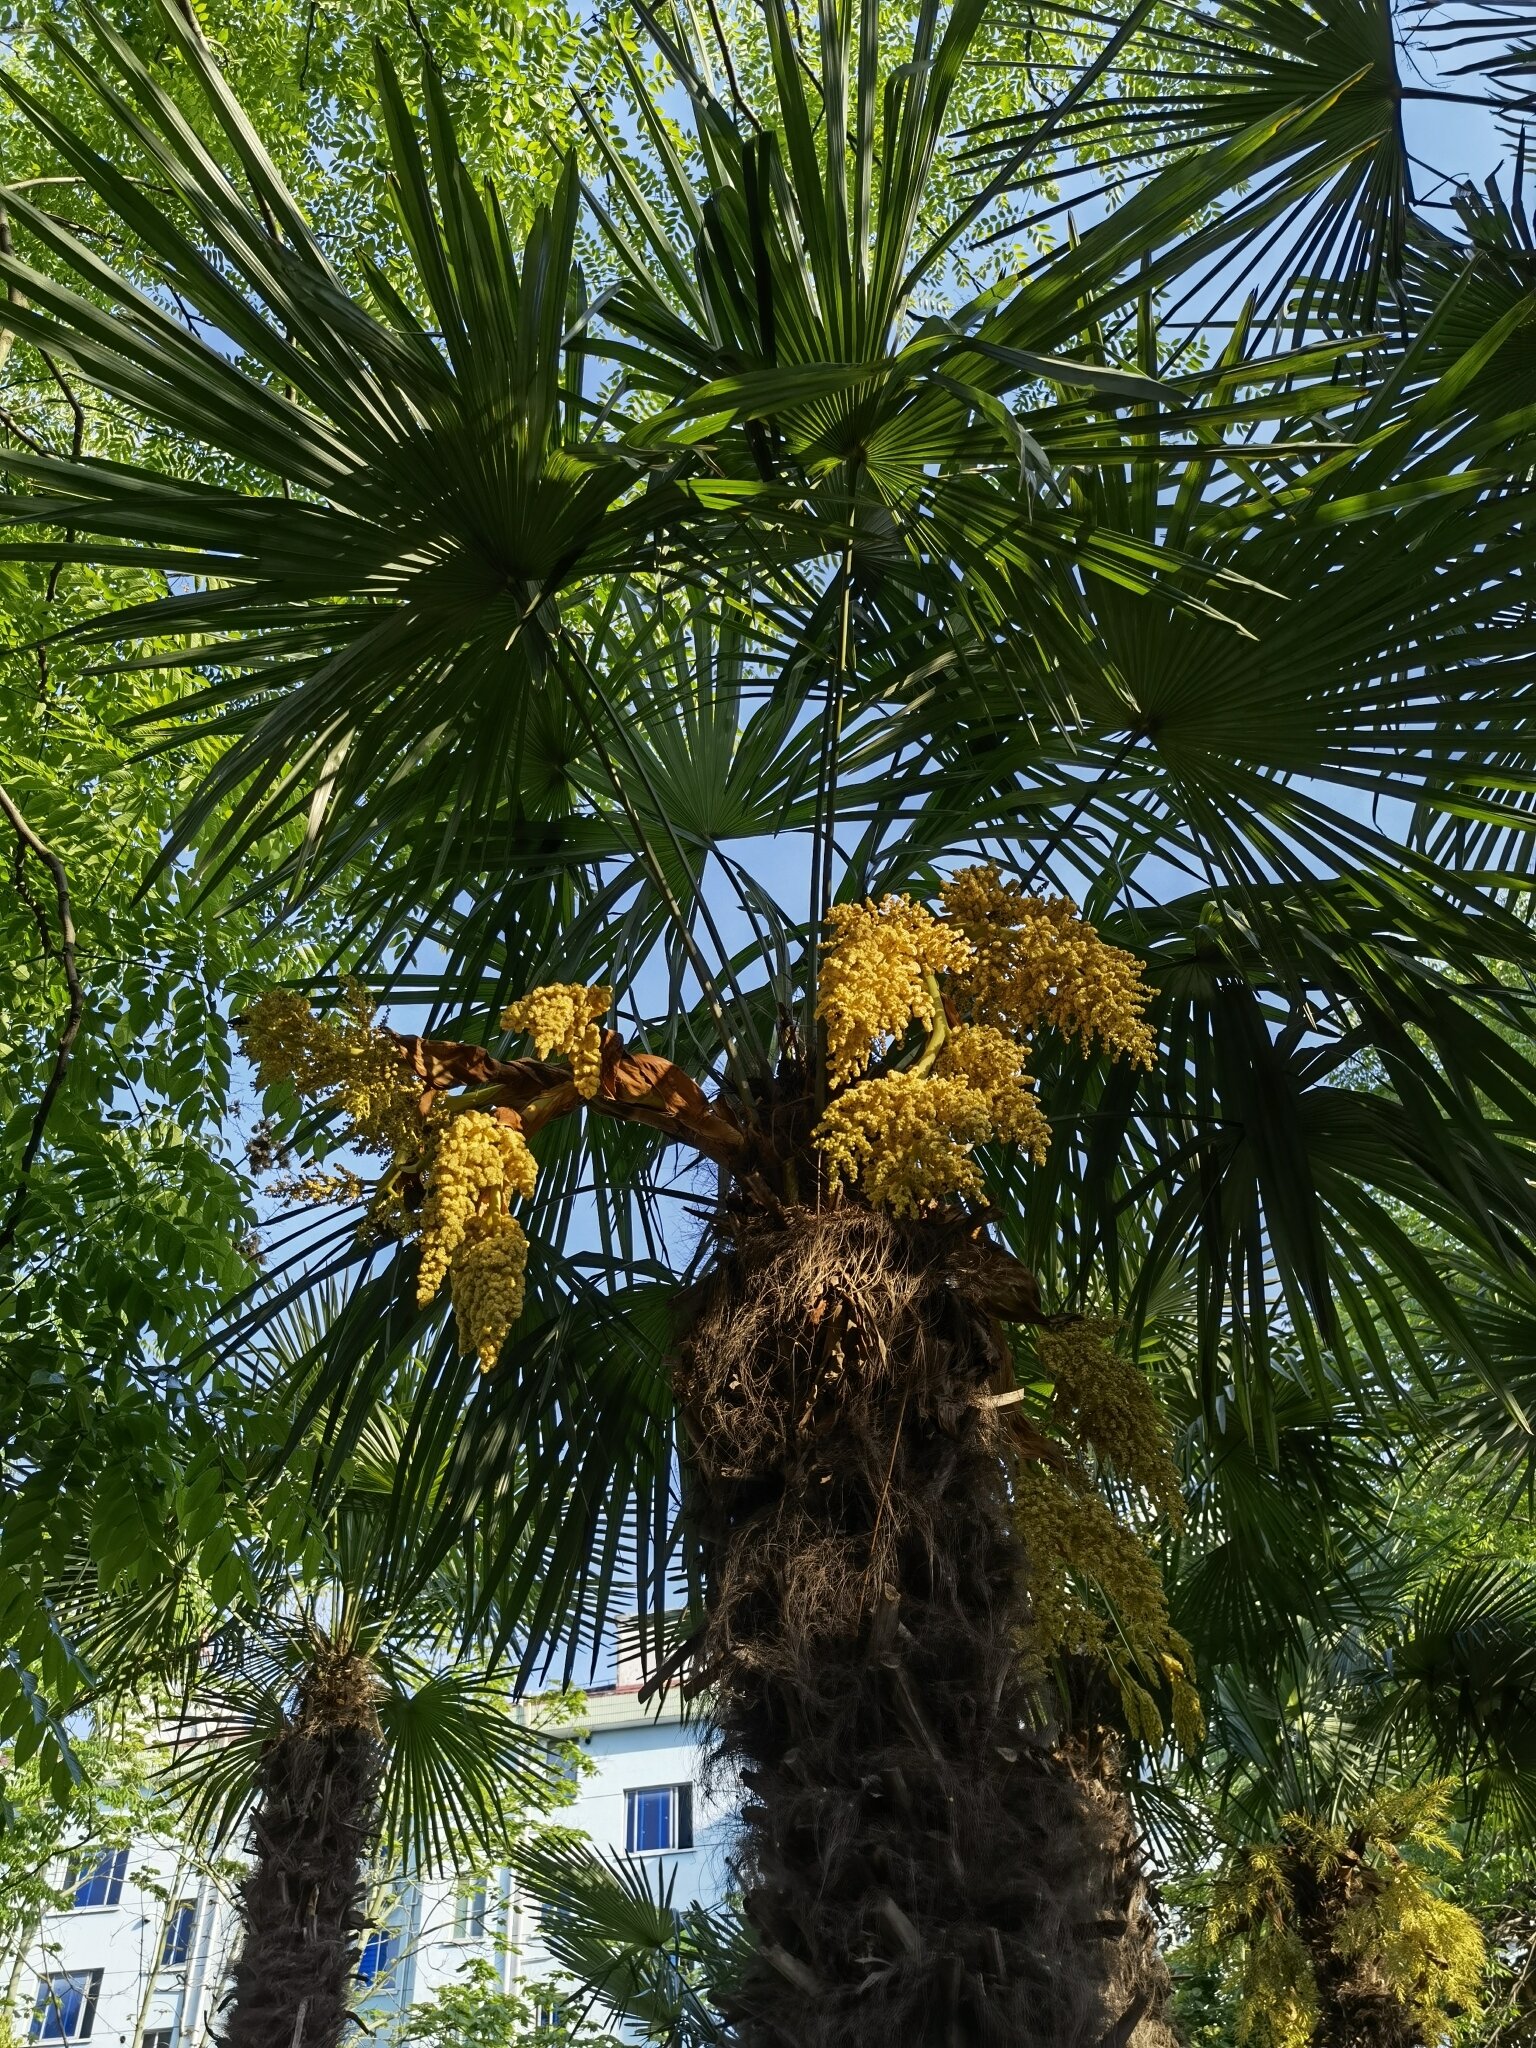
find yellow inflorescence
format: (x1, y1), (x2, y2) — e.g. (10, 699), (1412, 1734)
(237, 984), (420, 1156)
(1015, 1459), (1203, 1752)
(817, 897), (974, 1086)
(270, 1168), (368, 1208)
(416, 1110), (538, 1308)
(1037, 1321), (1184, 1523)
(450, 1212), (530, 1372)
(811, 867), (1155, 1215)
(501, 983), (612, 1099)
(238, 991), (549, 1366)
(940, 866), (1156, 1068)
(815, 1072), (994, 1217)
(1207, 1786), (1485, 2048)
(934, 1023), (1052, 1161)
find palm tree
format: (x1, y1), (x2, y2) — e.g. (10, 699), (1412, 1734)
(73, 1330), (568, 2048)
(2, 1), (1534, 2041)
(1202, 1784), (1486, 2048)
(500, 1314), (1536, 2048)
(1155, 1364), (1536, 2048)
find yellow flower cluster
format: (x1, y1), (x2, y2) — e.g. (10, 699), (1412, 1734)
(236, 985), (420, 1157)
(450, 1212), (530, 1372)
(238, 990), (544, 1366)
(1036, 1321), (1183, 1523)
(818, 1023), (1059, 1217)
(816, 1072), (993, 1216)
(1015, 1460), (1203, 1751)
(501, 983), (612, 1099)
(940, 866), (1155, 1068)
(817, 897), (973, 1085)
(416, 1111), (538, 1307)
(1217, 1911), (1315, 2048)
(810, 868), (1154, 1214)
(935, 1023), (1052, 1160)
(1207, 1786), (1485, 2048)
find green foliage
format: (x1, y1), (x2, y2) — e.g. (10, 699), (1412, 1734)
(383, 1954), (625, 2048)
(508, 1831), (750, 2046)
(1166, 1938), (1243, 2048)
(0, 1709), (234, 2024)
(3, 0), (1528, 1691)
(0, 1718), (157, 1949)
(0, 0), (634, 277)
(60, 1322), (585, 1879)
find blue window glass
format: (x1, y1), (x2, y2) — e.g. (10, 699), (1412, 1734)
(357, 1930), (395, 1986)
(64, 1849), (127, 1910)
(626, 1786), (671, 1852)
(30, 1970), (102, 2040)
(625, 1785), (693, 1854)
(161, 1902), (196, 1968)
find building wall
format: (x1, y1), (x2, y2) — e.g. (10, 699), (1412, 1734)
(4, 1688), (731, 2045)
(3, 1835), (229, 2048)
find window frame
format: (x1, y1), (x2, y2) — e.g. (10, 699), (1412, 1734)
(30, 1967), (103, 2041)
(61, 1848), (128, 1912)
(452, 1879), (490, 1942)
(160, 1899), (197, 1969)
(356, 1927), (397, 1988)
(623, 1783), (694, 1855)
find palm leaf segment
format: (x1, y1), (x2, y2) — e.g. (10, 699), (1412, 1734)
(0, 1), (671, 888)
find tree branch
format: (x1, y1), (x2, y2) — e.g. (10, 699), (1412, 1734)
(0, 782), (83, 1254)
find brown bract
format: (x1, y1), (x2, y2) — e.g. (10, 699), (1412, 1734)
(386, 1028), (746, 1162)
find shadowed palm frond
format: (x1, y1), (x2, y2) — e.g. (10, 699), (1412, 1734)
(510, 1828), (750, 2045)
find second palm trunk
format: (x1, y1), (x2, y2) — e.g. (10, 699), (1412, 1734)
(221, 1650), (383, 2048)
(676, 1205), (1171, 2048)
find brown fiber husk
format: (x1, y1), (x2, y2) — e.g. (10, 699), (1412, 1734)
(675, 1205), (1173, 2048)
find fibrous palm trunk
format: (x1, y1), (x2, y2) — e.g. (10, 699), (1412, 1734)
(221, 1650), (384, 2048)
(676, 1203), (1171, 2048)
(1294, 1860), (1421, 2048)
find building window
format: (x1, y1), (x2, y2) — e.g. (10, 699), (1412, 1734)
(161, 1901), (197, 1968)
(62, 1849), (128, 1910)
(453, 1880), (489, 1941)
(143, 2033), (174, 2048)
(357, 1930), (396, 1987)
(30, 1970), (102, 2040)
(624, 1784), (693, 1855)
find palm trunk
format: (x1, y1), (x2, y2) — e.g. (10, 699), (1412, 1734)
(1292, 1854), (1420, 2048)
(676, 1204), (1167, 2048)
(1062, 1716), (1179, 2048)
(220, 1650), (383, 2048)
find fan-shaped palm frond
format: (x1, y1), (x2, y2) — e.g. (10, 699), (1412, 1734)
(510, 1829), (750, 2047)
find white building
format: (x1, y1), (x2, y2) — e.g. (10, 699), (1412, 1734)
(5, 1683), (731, 2046)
